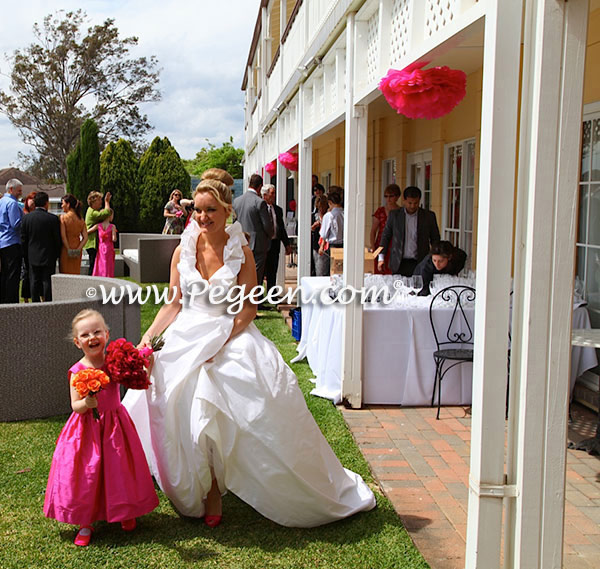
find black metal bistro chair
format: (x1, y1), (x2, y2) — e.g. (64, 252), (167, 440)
(429, 285), (476, 419)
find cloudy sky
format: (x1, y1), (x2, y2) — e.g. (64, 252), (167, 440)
(0, 0), (259, 168)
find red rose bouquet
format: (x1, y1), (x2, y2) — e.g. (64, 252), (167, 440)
(104, 338), (152, 390)
(71, 368), (110, 420)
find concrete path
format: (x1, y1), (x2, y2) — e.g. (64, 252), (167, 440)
(340, 404), (600, 569)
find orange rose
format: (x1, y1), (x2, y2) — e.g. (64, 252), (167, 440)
(87, 379), (101, 392)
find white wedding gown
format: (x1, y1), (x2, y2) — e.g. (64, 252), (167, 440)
(123, 220), (375, 527)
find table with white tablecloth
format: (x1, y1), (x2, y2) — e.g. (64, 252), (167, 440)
(292, 277), (598, 406)
(292, 277), (474, 405)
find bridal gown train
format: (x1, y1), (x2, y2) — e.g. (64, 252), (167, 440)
(123, 220), (375, 527)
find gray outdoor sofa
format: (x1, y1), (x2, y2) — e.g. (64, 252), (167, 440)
(120, 233), (180, 283)
(0, 274), (141, 422)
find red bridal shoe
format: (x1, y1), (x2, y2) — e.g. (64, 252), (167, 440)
(74, 526), (93, 546)
(121, 518), (137, 531)
(205, 515), (222, 528)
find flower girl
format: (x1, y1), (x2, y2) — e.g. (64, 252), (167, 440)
(44, 309), (158, 546)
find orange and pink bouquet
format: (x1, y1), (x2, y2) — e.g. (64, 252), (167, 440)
(70, 369), (110, 420)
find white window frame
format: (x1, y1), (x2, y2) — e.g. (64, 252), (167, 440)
(321, 170), (332, 190)
(406, 150), (432, 210)
(442, 138), (476, 265)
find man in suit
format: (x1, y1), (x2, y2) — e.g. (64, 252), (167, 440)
(261, 184), (291, 295)
(233, 174), (274, 286)
(0, 178), (23, 303)
(378, 186), (440, 276)
(21, 191), (61, 302)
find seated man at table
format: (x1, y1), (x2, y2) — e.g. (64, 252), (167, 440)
(377, 186), (440, 276)
(414, 240), (467, 296)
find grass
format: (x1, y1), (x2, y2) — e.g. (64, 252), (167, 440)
(0, 290), (430, 569)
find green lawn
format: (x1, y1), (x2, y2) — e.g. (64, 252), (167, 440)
(0, 291), (429, 569)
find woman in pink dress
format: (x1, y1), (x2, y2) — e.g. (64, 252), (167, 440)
(91, 211), (117, 277)
(44, 309), (158, 546)
(369, 183), (401, 274)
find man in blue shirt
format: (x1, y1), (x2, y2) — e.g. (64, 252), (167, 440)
(0, 178), (24, 303)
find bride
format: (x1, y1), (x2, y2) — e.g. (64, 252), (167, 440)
(123, 178), (375, 527)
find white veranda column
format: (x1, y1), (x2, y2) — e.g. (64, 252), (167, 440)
(341, 11), (367, 408)
(275, 117), (287, 289)
(505, 1), (589, 568)
(297, 82), (312, 283)
(465, 1), (523, 567)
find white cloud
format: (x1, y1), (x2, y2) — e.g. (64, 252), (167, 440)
(0, 0), (258, 167)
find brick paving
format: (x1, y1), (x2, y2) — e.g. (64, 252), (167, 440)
(340, 403), (600, 569)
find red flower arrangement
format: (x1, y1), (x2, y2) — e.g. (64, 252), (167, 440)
(104, 338), (152, 390)
(278, 151), (298, 171)
(265, 160), (277, 176)
(71, 369), (110, 420)
(378, 62), (466, 120)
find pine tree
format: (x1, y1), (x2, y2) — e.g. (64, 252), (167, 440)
(66, 118), (100, 204)
(138, 137), (191, 233)
(100, 139), (139, 233)
(66, 144), (82, 200)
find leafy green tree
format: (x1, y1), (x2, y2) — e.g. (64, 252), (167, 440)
(138, 137), (191, 233)
(100, 139), (139, 233)
(183, 138), (244, 179)
(66, 119), (100, 203)
(0, 10), (161, 180)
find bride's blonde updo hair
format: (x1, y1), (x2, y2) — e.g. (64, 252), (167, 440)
(193, 179), (232, 211)
(201, 168), (234, 187)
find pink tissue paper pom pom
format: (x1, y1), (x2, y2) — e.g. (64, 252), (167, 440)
(278, 151), (298, 171)
(265, 160), (277, 176)
(378, 62), (467, 120)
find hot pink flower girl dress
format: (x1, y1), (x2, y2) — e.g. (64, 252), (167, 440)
(92, 223), (115, 278)
(44, 362), (158, 526)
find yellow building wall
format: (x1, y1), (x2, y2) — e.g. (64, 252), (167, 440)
(583, 8), (600, 105)
(309, 67), (484, 266)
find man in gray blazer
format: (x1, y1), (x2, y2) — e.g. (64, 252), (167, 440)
(233, 174), (274, 285)
(378, 186), (440, 276)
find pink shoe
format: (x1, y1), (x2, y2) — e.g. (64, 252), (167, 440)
(74, 526), (93, 546)
(205, 515), (222, 528)
(121, 518), (136, 531)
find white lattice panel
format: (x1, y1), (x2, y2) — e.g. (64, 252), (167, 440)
(425, 0), (458, 37)
(366, 10), (380, 84)
(391, 0), (411, 65)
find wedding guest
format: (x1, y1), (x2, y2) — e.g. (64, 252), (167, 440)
(162, 189), (185, 234)
(312, 195), (330, 276)
(378, 186), (440, 276)
(124, 178), (375, 528)
(369, 184), (401, 274)
(44, 309), (158, 546)
(20, 191), (61, 302)
(59, 194), (88, 275)
(0, 178), (23, 303)
(233, 174), (274, 286)
(91, 210), (117, 278)
(318, 190), (344, 268)
(85, 191), (111, 275)
(261, 184), (291, 295)
(20, 192), (37, 302)
(414, 240), (467, 296)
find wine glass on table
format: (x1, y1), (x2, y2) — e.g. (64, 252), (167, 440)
(411, 275), (423, 296)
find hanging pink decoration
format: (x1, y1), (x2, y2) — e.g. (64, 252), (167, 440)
(278, 151), (298, 171)
(264, 160), (277, 176)
(378, 62), (467, 120)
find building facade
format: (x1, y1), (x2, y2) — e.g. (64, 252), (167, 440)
(243, 1), (597, 567)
